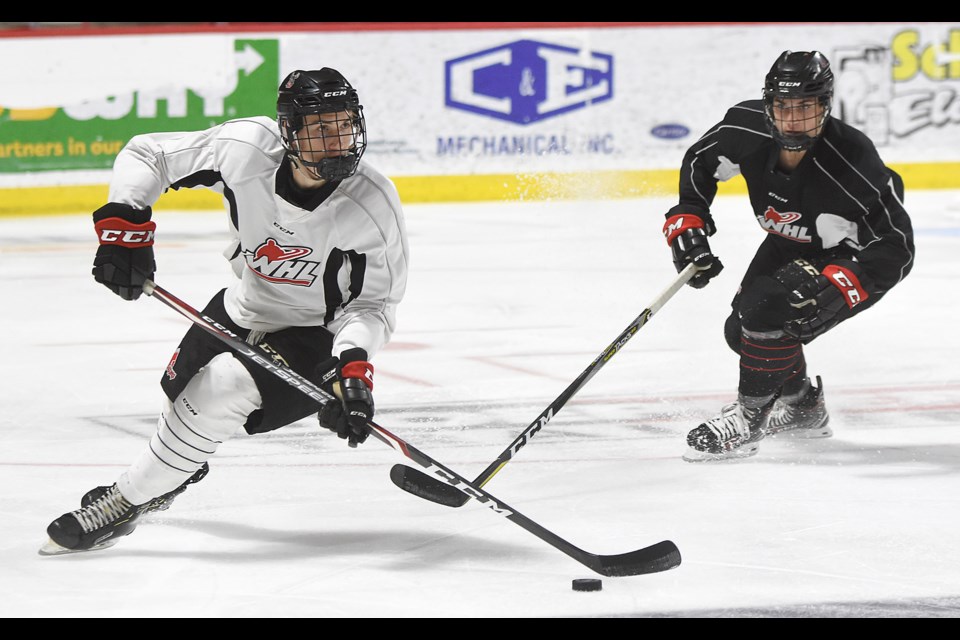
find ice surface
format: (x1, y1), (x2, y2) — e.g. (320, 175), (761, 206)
(1, 191), (958, 617)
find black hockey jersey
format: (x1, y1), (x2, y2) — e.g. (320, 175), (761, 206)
(667, 99), (915, 295)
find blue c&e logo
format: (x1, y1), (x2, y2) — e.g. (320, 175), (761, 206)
(444, 40), (614, 125)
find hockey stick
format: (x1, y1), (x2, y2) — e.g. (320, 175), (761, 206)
(390, 262), (699, 508)
(142, 280), (681, 577)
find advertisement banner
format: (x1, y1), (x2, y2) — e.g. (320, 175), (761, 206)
(0, 22), (958, 212)
(0, 38), (278, 172)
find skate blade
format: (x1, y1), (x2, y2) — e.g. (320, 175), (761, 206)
(682, 442), (760, 463)
(767, 420), (833, 439)
(770, 426), (833, 439)
(38, 537), (119, 556)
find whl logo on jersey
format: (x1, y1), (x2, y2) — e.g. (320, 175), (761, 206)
(757, 207), (812, 243)
(242, 238), (320, 286)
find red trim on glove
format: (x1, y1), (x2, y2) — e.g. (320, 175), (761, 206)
(341, 360), (374, 391)
(822, 264), (869, 308)
(663, 214), (704, 245)
(94, 217), (157, 248)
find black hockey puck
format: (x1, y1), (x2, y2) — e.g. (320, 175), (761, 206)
(572, 578), (602, 592)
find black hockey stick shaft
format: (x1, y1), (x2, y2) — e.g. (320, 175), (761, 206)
(142, 280), (681, 577)
(390, 262), (699, 508)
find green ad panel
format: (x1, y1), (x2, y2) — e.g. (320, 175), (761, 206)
(0, 39), (279, 173)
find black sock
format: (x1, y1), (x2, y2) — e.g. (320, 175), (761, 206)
(739, 330), (803, 398)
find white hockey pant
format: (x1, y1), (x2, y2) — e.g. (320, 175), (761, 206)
(118, 353), (262, 506)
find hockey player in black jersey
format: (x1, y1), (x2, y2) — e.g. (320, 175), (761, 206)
(663, 50), (915, 462)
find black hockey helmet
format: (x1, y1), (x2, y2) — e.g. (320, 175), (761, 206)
(762, 51), (834, 151)
(277, 68), (366, 181)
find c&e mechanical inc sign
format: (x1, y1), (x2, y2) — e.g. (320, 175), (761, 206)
(439, 39), (616, 159)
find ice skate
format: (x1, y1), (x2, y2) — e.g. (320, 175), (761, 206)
(765, 376), (832, 438)
(40, 484), (147, 556)
(683, 396), (773, 462)
(80, 462), (209, 513)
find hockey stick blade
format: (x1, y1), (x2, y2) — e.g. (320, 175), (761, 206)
(143, 281), (681, 577)
(586, 540), (681, 577)
(390, 263), (700, 508)
(390, 463), (468, 508)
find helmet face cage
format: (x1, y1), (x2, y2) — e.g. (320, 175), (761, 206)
(277, 69), (367, 182)
(762, 51), (834, 151)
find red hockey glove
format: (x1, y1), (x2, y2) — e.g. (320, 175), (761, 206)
(92, 203), (156, 301)
(663, 213), (723, 288)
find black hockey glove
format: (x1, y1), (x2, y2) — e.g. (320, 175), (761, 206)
(92, 202), (156, 301)
(783, 259), (872, 343)
(317, 347), (375, 447)
(663, 213), (723, 289)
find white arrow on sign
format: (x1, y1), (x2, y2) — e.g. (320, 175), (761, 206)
(236, 43), (264, 76)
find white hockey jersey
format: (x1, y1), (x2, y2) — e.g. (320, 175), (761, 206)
(108, 116), (409, 359)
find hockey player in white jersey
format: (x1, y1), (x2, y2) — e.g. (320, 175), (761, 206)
(41, 68), (410, 555)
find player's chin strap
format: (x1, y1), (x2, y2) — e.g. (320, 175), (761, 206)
(390, 261), (701, 508)
(140, 279), (681, 578)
